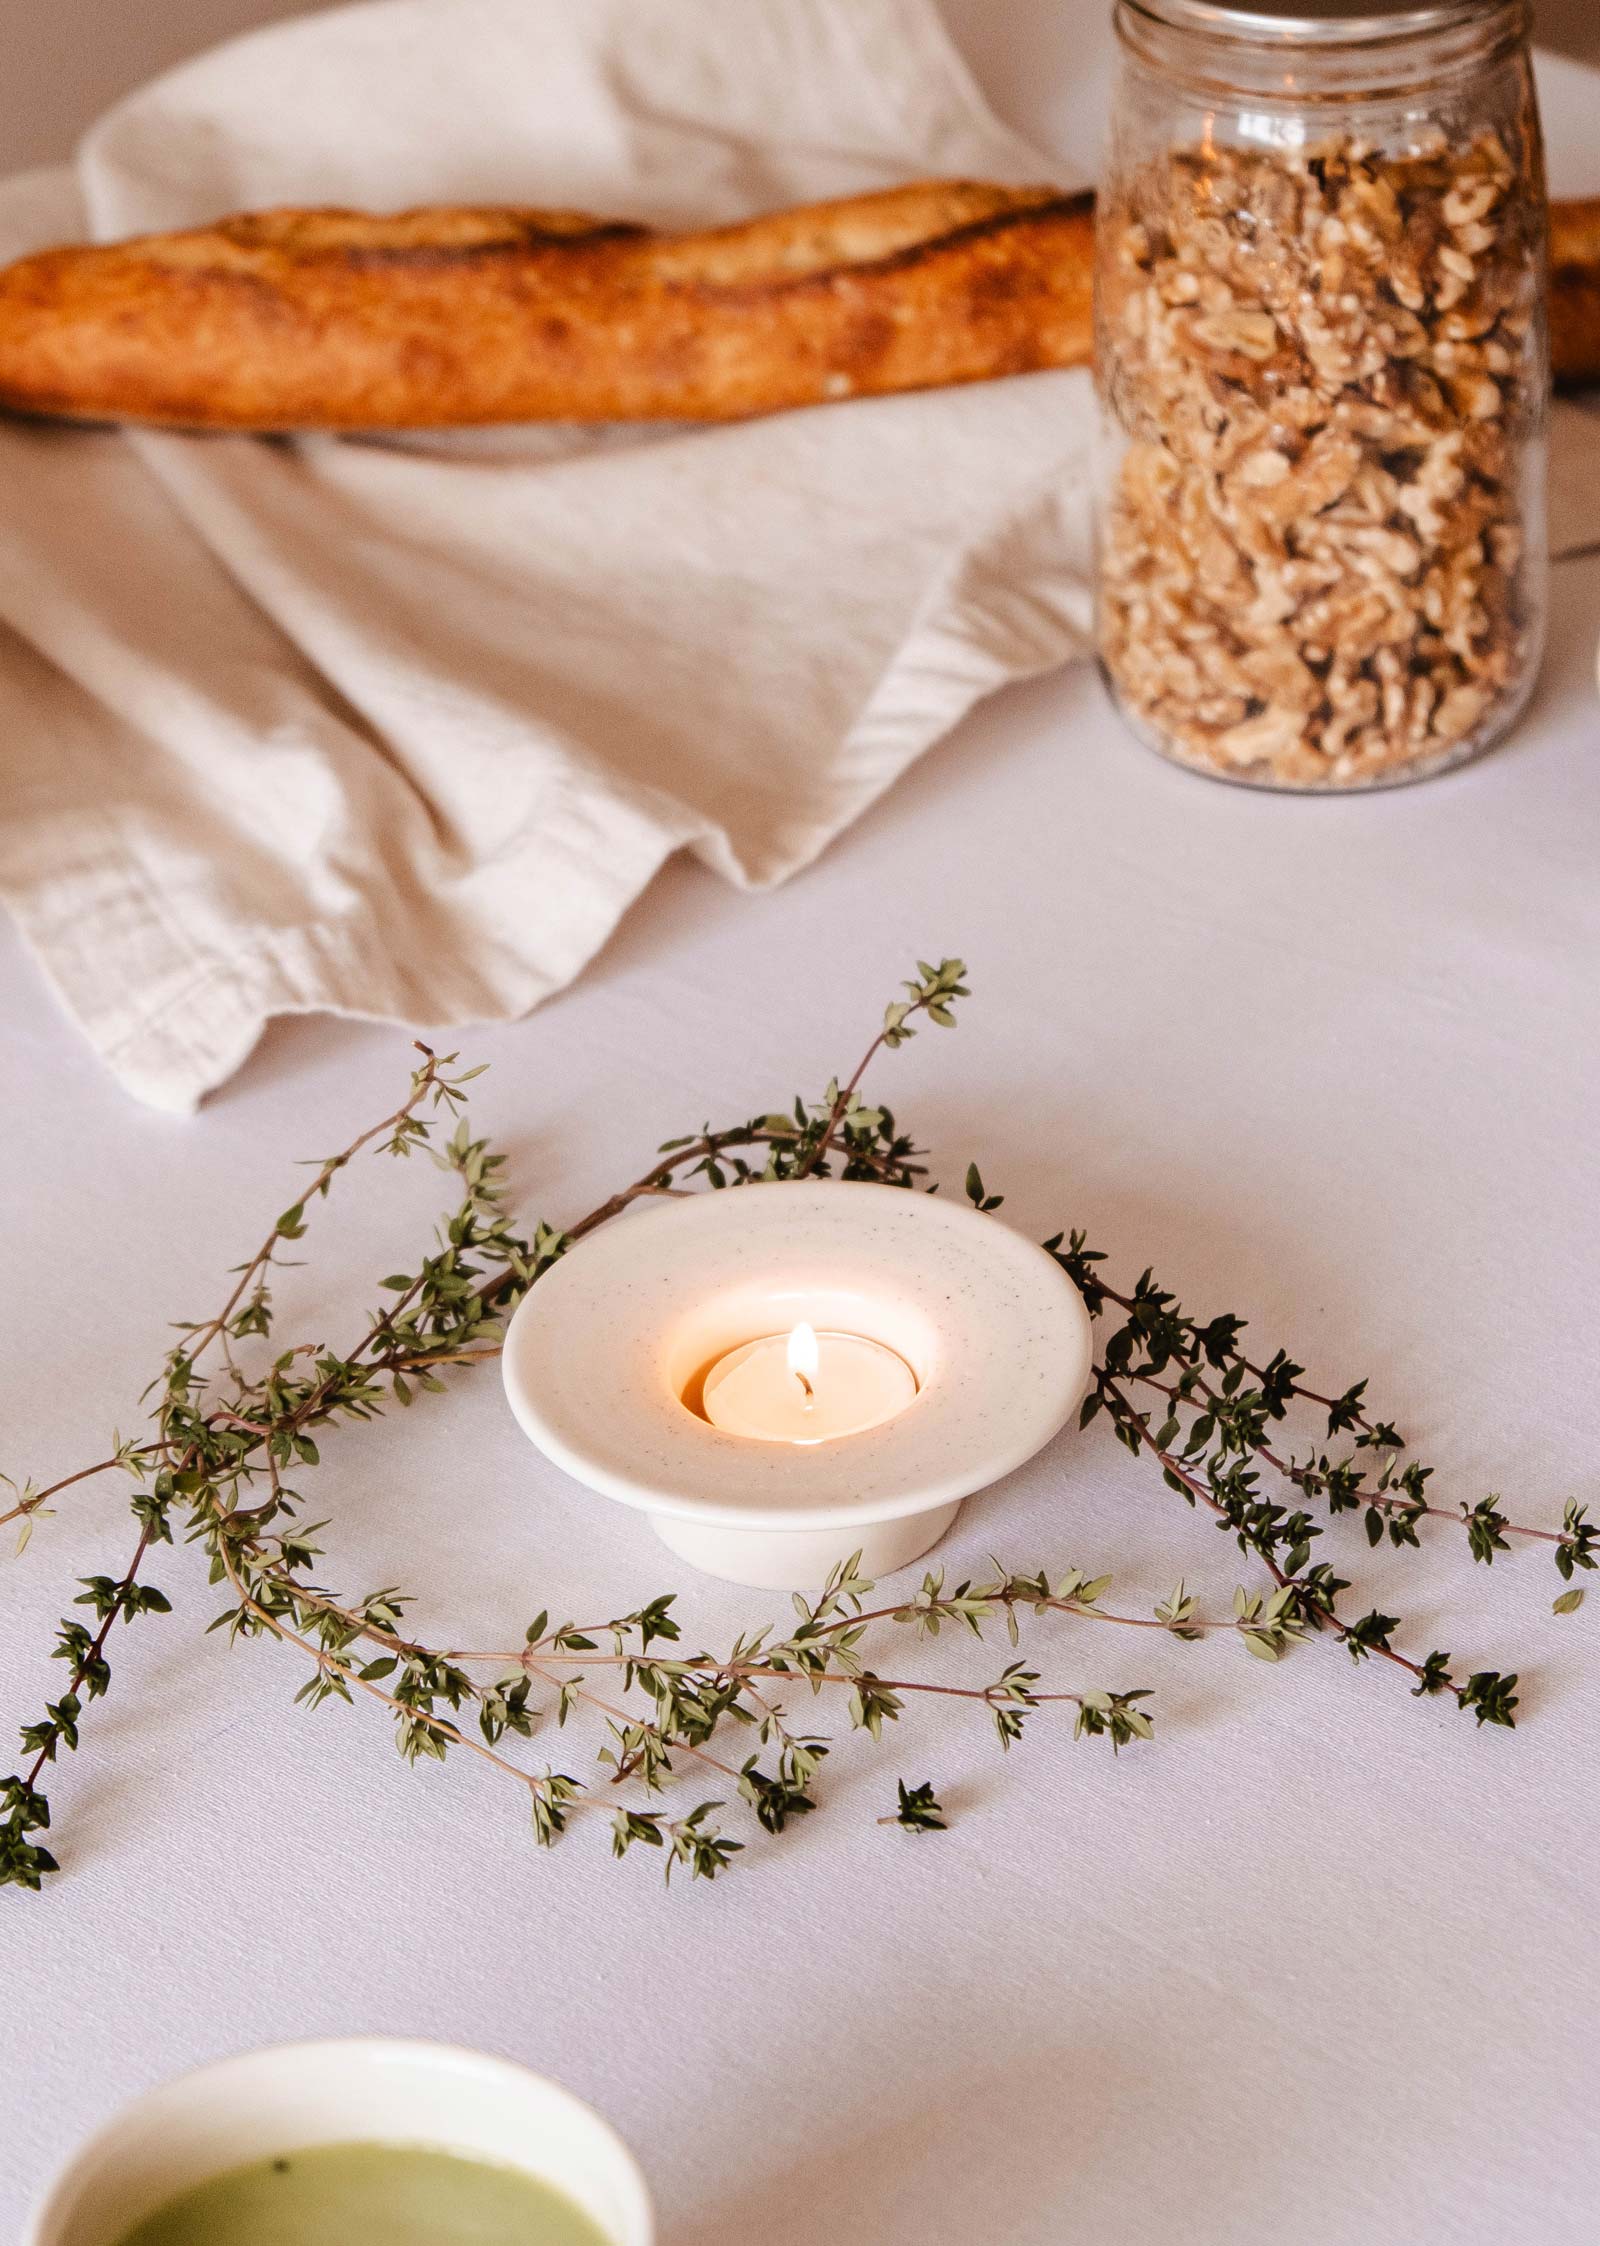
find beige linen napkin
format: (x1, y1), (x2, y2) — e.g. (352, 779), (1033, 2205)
(0, 0), (1097, 1112)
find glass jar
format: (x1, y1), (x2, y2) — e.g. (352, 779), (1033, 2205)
(1094, 0), (1549, 790)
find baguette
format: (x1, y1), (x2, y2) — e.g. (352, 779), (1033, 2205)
(1551, 195), (1600, 390)
(0, 182), (1093, 430)
(0, 180), (1594, 432)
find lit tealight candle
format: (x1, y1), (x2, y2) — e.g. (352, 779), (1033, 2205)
(701, 1322), (918, 1445)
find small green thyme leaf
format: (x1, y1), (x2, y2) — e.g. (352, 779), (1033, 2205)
(885, 1779), (947, 1833)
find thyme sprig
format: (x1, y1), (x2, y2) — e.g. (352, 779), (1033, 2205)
(2, 959), (1571, 1892)
(1050, 1241), (1576, 1724)
(1087, 1265), (1593, 1577)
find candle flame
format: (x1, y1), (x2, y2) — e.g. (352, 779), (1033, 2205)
(787, 1321), (819, 1397)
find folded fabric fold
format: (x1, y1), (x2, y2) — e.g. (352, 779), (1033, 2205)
(0, 0), (1103, 1112)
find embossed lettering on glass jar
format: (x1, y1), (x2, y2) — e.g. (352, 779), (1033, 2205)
(1094, 0), (1550, 790)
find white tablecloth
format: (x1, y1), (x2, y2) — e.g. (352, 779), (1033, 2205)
(4, 6), (1600, 2242)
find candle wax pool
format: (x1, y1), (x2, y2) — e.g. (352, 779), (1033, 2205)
(112, 2143), (610, 2246)
(701, 1329), (917, 1443)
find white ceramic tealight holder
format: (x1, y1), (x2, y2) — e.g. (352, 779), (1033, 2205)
(25, 2038), (653, 2246)
(502, 1179), (1094, 1591)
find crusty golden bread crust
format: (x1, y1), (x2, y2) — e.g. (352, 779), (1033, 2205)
(0, 181), (1592, 432)
(0, 181), (1094, 429)
(1551, 197), (1600, 391)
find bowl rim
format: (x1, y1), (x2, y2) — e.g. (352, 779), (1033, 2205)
(24, 2036), (654, 2246)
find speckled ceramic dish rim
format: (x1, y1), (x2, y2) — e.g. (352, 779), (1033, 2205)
(25, 2038), (653, 2246)
(501, 1181), (1093, 1533)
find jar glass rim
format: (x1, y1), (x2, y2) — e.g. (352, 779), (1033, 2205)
(1119, 0), (1517, 43)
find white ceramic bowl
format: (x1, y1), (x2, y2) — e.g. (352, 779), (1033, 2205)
(502, 1179), (1093, 1589)
(25, 2038), (653, 2246)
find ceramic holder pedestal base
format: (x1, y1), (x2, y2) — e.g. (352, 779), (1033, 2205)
(651, 1498), (964, 1591)
(502, 1180), (1093, 1592)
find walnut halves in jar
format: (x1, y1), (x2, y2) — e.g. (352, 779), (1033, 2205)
(1094, 2), (1550, 791)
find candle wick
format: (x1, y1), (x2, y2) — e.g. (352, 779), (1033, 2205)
(794, 1371), (815, 1407)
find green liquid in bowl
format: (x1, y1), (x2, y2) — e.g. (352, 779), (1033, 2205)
(112, 2142), (612, 2245)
